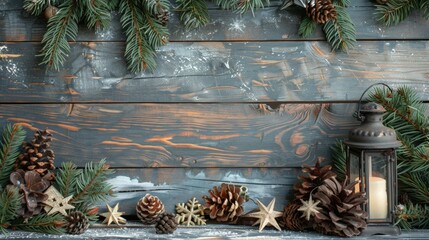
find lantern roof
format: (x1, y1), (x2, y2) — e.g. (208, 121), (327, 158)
(345, 102), (401, 149)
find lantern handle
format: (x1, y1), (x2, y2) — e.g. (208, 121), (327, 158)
(357, 83), (393, 121)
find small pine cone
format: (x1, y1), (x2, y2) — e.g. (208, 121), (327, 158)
(16, 129), (55, 180)
(294, 158), (336, 201)
(306, 0), (337, 24)
(156, 9), (169, 26)
(44, 5), (58, 20)
(155, 213), (177, 234)
(281, 200), (308, 231)
(136, 194), (165, 224)
(65, 211), (89, 235)
(202, 183), (246, 223)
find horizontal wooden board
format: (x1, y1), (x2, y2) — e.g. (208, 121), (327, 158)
(1, 1), (429, 42)
(0, 103), (358, 168)
(1, 41), (429, 103)
(107, 167), (299, 214)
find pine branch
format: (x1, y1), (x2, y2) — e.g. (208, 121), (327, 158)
(107, 0), (120, 11)
(55, 161), (81, 198)
(0, 186), (21, 233)
(23, 0), (50, 15)
(333, 0), (351, 7)
(71, 158), (114, 211)
(82, 0), (111, 29)
(330, 140), (347, 182)
(13, 213), (65, 234)
(375, 0), (419, 27)
(177, 0), (210, 29)
(39, 0), (79, 70)
(399, 172), (429, 204)
(141, 1), (170, 49)
(214, 0), (269, 16)
(396, 203), (429, 229)
(298, 16), (317, 38)
(0, 124), (26, 188)
(323, 5), (356, 51)
(422, 0), (429, 19)
(120, 0), (157, 72)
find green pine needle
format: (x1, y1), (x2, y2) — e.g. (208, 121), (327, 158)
(0, 124), (26, 189)
(71, 158), (114, 211)
(82, 0), (111, 29)
(0, 186), (21, 232)
(23, 0), (51, 15)
(141, 1), (170, 49)
(298, 16), (317, 38)
(214, 0), (269, 16)
(177, 0), (210, 29)
(55, 161), (81, 198)
(375, 0), (419, 27)
(13, 213), (65, 234)
(333, 0), (351, 7)
(120, 0), (157, 72)
(330, 140), (347, 182)
(323, 5), (356, 51)
(395, 203), (429, 229)
(39, 0), (80, 70)
(421, 0), (429, 19)
(400, 172), (429, 204)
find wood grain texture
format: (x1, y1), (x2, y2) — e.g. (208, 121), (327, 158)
(1, 41), (429, 103)
(0, 103), (358, 168)
(107, 167), (299, 214)
(1, 0), (429, 42)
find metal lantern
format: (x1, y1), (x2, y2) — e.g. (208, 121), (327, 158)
(345, 84), (401, 236)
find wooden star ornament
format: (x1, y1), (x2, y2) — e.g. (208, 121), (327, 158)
(43, 186), (75, 216)
(244, 198), (283, 232)
(298, 195), (322, 221)
(100, 203), (126, 226)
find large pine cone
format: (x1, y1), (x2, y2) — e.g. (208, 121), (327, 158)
(16, 129), (55, 180)
(155, 213), (177, 234)
(65, 211), (89, 234)
(294, 158), (336, 200)
(202, 183), (246, 222)
(9, 169), (50, 219)
(281, 200), (308, 231)
(136, 194), (165, 224)
(306, 0), (337, 24)
(313, 178), (368, 237)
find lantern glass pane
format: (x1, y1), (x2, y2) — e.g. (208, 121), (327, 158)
(366, 152), (388, 220)
(349, 152), (361, 192)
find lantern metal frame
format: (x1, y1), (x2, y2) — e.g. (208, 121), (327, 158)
(345, 83), (401, 236)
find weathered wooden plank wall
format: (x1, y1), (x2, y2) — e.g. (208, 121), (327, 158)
(0, 0), (428, 215)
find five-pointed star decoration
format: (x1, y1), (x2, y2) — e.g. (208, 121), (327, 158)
(43, 185), (75, 216)
(100, 203), (127, 226)
(244, 198), (283, 232)
(298, 195), (322, 221)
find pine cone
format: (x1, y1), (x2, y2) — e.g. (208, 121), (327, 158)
(156, 9), (169, 26)
(202, 183), (246, 222)
(9, 169), (50, 219)
(44, 5), (58, 20)
(136, 194), (165, 224)
(155, 213), (177, 234)
(306, 0), (337, 24)
(65, 211), (89, 235)
(313, 178), (368, 237)
(294, 158), (336, 200)
(281, 200), (308, 231)
(16, 129), (55, 180)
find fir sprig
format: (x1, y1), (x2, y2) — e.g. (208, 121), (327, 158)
(13, 213), (65, 234)
(0, 124), (26, 188)
(55, 161), (80, 198)
(0, 186), (21, 234)
(23, 0), (51, 16)
(400, 172), (429, 204)
(330, 140), (347, 182)
(120, 0), (157, 72)
(323, 5), (356, 51)
(71, 158), (114, 211)
(177, 0), (210, 29)
(298, 16), (317, 38)
(214, 0), (269, 16)
(142, 1), (170, 49)
(375, 0), (419, 27)
(82, 0), (111, 29)
(396, 203), (429, 229)
(39, 0), (80, 70)
(422, 0), (429, 19)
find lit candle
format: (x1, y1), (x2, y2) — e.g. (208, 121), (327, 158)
(369, 176), (388, 219)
